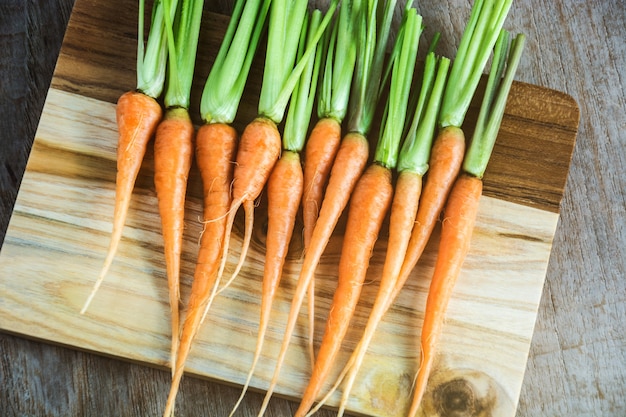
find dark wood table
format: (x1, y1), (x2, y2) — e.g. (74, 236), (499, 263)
(1, 0), (624, 416)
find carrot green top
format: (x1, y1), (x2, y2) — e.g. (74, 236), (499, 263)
(463, 31), (526, 178)
(257, 0), (338, 124)
(200, 0), (270, 124)
(396, 51), (450, 175)
(283, 11), (324, 153)
(438, 0), (513, 129)
(161, 0), (205, 110)
(373, 7), (423, 169)
(317, 0), (359, 123)
(136, 0), (176, 99)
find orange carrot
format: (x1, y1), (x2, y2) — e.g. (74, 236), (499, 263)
(162, 123), (237, 417)
(302, 0), (359, 361)
(162, 0), (269, 413)
(153, 107), (195, 371)
(407, 174), (481, 415)
(80, 0), (175, 313)
(227, 11), (323, 416)
(259, 0), (394, 412)
(407, 31), (525, 416)
(295, 6), (424, 415)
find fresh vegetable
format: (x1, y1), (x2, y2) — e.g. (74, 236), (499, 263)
(392, 0), (513, 304)
(153, 0), (205, 381)
(295, 5), (424, 416)
(302, 0), (359, 365)
(161, 0), (271, 415)
(407, 31), (525, 416)
(227, 10), (323, 417)
(81, 0), (176, 314)
(212, 0), (338, 305)
(258, 0), (401, 413)
(308, 43), (452, 417)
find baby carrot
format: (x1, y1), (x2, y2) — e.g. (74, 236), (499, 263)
(408, 32), (525, 416)
(81, 0), (176, 313)
(163, 0), (270, 414)
(227, 11), (323, 417)
(295, 6), (423, 416)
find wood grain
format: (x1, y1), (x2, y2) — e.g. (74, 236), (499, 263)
(1, 0), (624, 417)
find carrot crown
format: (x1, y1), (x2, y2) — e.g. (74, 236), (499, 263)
(136, 0), (177, 99)
(283, 11), (324, 153)
(397, 51), (450, 175)
(438, 0), (513, 129)
(463, 31), (526, 178)
(162, 0), (205, 110)
(317, 0), (359, 122)
(346, 0), (398, 136)
(200, 0), (270, 124)
(373, 7), (423, 169)
(258, 0), (338, 124)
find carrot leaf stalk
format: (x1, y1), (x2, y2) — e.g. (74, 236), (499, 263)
(81, 0), (177, 314)
(162, 0), (270, 416)
(408, 31), (525, 416)
(296, 7), (426, 417)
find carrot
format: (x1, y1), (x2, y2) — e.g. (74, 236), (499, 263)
(294, 6), (424, 416)
(392, 0), (514, 302)
(302, 1), (359, 366)
(162, 0), (269, 414)
(209, 0), (338, 303)
(81, 0), (176, 314)
(307, 46), (452, 417)
(407, 32), (525, 416)
(227, 11), (323, 417)
(258, 0), (403, 412)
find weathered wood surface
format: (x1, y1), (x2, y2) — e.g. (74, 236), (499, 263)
(0, 1), (624, 417)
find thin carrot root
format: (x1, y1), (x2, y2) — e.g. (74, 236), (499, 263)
(153, 107), (195, 372)
(82, 91), (162, 314)
(229, 150), (304, 417)
(295, 163), (393, 417)
(258, 132), (369, 417)
(407, 174), (482, 416)
(302, 116), (342, 367)
(392, 126), (466, 301)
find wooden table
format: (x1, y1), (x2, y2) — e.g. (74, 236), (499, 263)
(1, 0), (624, 416)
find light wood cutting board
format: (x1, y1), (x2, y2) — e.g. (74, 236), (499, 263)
(0, 1), (579, 416)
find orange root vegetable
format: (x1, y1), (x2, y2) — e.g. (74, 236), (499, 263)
(81, 91), (162, 314)
(230, 150), (304, 415)
(295, 163), (393, 417)
(302, 115), (342, 364)
(407, 174), (482, 415)
(259, 131), (369, 415)
(153, 107), (195, 371)
(214, 117), (282, 296)
(392, 126), (466, 301)
(162, 122), (237, 417)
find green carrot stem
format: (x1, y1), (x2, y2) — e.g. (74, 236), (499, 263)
(162, 0), (205, 109)
(346, 0), (399, 136)
(200, 0), (270, 124)
(397, 53), (450, 175)
(463, 32), (526, 178)
(438, 0), (513, 128)
(283, 11), (324, 152)
(260, 0), (339, 124)
(136, 0), (177, 98)
(374, 9), (423, 169)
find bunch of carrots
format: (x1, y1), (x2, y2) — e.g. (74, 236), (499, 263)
(79, 0), (526, 415)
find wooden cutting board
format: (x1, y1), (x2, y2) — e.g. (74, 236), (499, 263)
(0, 0), (579, 416)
